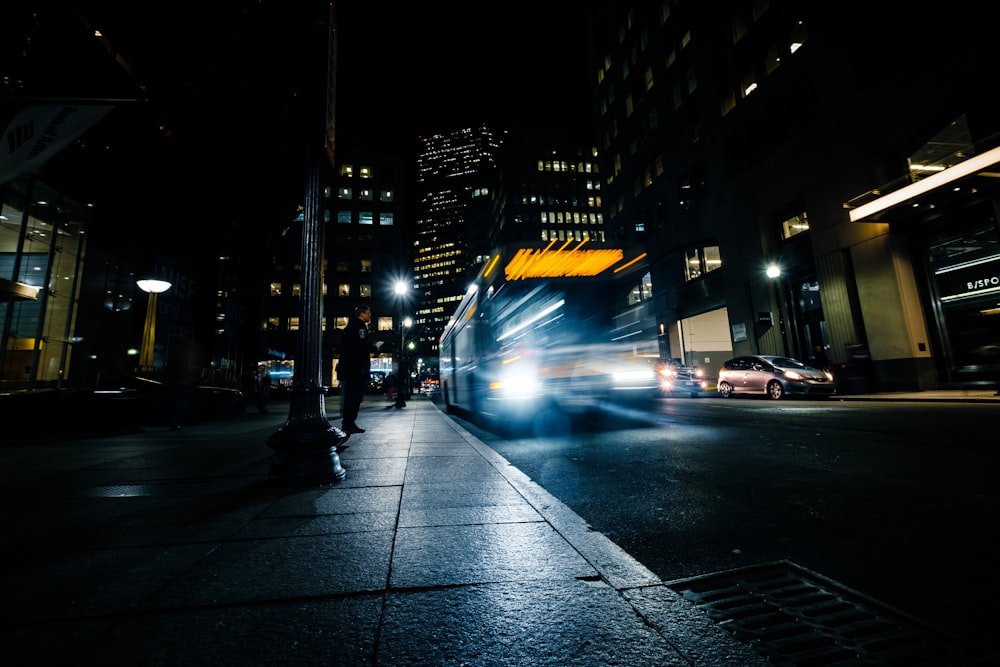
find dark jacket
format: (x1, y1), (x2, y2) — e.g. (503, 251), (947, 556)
(337, 316), (374, 382)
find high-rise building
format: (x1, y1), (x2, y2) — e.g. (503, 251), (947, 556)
(254, 148), (409, 390)
(492, 124), (606, 251)
(587, 0), (1000, 390)
(413, 125), (504, 357)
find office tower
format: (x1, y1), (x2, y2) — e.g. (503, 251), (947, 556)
(254, 148), (408, 389)
(413, 125), (504, 357)
(492, 123), (605, 251)
(587, 0), (1000, 389)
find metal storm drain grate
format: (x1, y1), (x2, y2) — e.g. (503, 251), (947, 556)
(665, 560), (990, 667)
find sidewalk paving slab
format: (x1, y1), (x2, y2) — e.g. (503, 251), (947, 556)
(2, 393), (768, 666)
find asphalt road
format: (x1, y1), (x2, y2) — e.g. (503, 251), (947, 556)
(434, 393), (1000, 653)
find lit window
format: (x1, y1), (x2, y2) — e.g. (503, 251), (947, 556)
(338, 283), (350, 297)
(338, 187), (352, 199)
(359, 284), (372, 297)
(789, 20), (808, 53)
(288, 317), (300, 331)
(359, 189), (373, 201)
(377, 317), (393, 331)
(269, 282), (282, 296)
(683, 245), (722, 281)
(765, 45), (780, 74)
(340, 164), (353, 177)
(337, 211), (352, 224)
(780, 212), (809, 240)
(379, 212), (394, 225)
(380, 190), (394, 202)
(359, 212), (373, 225)
(359, 166), (373, 179)
(742, 68), (758, 97)
(291, 283), (301, 297)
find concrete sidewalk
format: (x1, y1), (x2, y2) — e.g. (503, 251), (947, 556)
(1, 393), (765, 666)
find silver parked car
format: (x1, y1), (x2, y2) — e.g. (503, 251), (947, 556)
(717, 355), (835, 399)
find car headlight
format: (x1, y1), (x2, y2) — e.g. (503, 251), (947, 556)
(784, 370), (803, 380)
(614, 368), (656, 384)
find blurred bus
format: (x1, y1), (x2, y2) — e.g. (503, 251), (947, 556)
(438, 242), (661, 430)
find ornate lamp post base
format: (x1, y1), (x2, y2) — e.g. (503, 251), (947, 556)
(266, 386), (347, 486)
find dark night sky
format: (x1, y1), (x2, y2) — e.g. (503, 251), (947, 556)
(43, 2), (593, 153)
(331, 2), (594, 149)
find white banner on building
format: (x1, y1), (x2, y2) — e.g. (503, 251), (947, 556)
(0, 104), (114, 184)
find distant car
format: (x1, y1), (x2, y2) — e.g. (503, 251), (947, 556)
(717, 355), (835, 399)
(368, 371), (387, 394)
(657, 362), (712, 397)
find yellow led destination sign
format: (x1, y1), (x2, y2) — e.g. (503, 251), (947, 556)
(504, 241), (626, 280)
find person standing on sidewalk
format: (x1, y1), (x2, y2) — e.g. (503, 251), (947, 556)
(241, 371), (269, 414)
(337, 304), (379, 434)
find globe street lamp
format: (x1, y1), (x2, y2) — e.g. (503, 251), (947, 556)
(136, 278), (171, 374)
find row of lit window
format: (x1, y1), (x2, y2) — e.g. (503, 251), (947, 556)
(536, 160), (599, 173)
(269, 282), (373, 297)
(526, 191), (600, 206)
(338, 164), (374, 179)
(539, 211), (604, 225)
(263, 315), (403, 332)
(336, 211), (394, 225)
(626, 272), (654, 306)
(540, 229), (606, 243)
(337, 187), (394, 201)
(684, 245), (722, 281)
(616, 244), (723, 290)
(413, 258), (460, 272)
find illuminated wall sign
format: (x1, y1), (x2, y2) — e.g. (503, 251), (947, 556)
(504, 242), (626, 280)
(935, 254), (1000, 303)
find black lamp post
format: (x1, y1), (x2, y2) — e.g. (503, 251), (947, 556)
(265, 5), (347, 485)
(136, 278), (172, 375)
(766, 263), (802, 358)
(393, 281), (409, 408)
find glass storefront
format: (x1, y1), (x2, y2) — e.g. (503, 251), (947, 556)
(928, 224), (1000, 381)
(0, 179), (88, 388)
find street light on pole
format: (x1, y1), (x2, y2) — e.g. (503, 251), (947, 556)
(393, 280), (409, 408)
(136, 278), (171, 374)
(765, 262), (801, 357)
